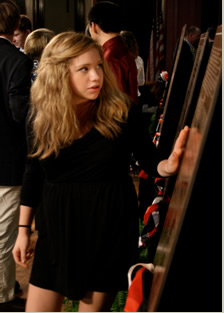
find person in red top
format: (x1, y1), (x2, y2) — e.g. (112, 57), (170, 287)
(88, 1), (138, 104)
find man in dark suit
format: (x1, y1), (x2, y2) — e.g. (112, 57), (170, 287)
(181, 26), (201, 76)
(175, 25), (201, 126)
(0, 0), (33, 310)
(175, 26), (201, 98)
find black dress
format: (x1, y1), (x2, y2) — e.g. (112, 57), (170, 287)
(20, 107), (162, 300)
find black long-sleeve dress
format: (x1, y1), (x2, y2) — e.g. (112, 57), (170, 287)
(20, 106), (164, 300)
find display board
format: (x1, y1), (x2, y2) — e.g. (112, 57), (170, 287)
(163, 31), (212, 199)
(157, 24), (198, 156)
(175, 31), (211, 138)
(147, 25), (222, 312)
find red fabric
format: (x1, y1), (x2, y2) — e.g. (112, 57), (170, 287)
(154, 177), (164, 183)
(143, 203), (159, 225)
(124, 267), (146, 312)
(138, 169), (149, 180)
(102, 36), (138, 104)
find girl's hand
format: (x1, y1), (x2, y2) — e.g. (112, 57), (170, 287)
(12, 230), (34, 268)
(158, 126), (189, 177)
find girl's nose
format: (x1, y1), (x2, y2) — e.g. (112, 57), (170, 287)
(90, 69), (100, 80)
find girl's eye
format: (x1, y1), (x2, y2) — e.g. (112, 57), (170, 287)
(80, 67), (88, 72)
(97, 63), (103, 69)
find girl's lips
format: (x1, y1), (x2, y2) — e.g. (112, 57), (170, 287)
(88, 86), (101, 93)
(89, 85), (100, 89)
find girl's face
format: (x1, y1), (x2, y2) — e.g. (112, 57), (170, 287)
(69, 48), (104, 105)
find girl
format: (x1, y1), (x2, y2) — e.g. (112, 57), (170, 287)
(13, 32), (188, 312)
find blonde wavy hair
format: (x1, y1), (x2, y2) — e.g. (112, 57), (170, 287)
(29, 31), (130, 159)
(24, 28), (55, 61)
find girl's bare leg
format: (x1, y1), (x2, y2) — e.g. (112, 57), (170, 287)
(25, 283), (64, 312)
(78, 291), (116, 312)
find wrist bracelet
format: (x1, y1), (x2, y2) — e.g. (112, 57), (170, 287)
(18, 225), (31, 228)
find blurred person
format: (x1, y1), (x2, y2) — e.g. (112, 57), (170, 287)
(13, 14), (32, 52)
(24, 28), (55, 83)
(12, 31), (189, 312)
(120, 30), (145, 97)
(183, 25), (201, 61)
(0, 0), (33, 311)
(88, 1), (138, 104)
(177, 25), (201, 102)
